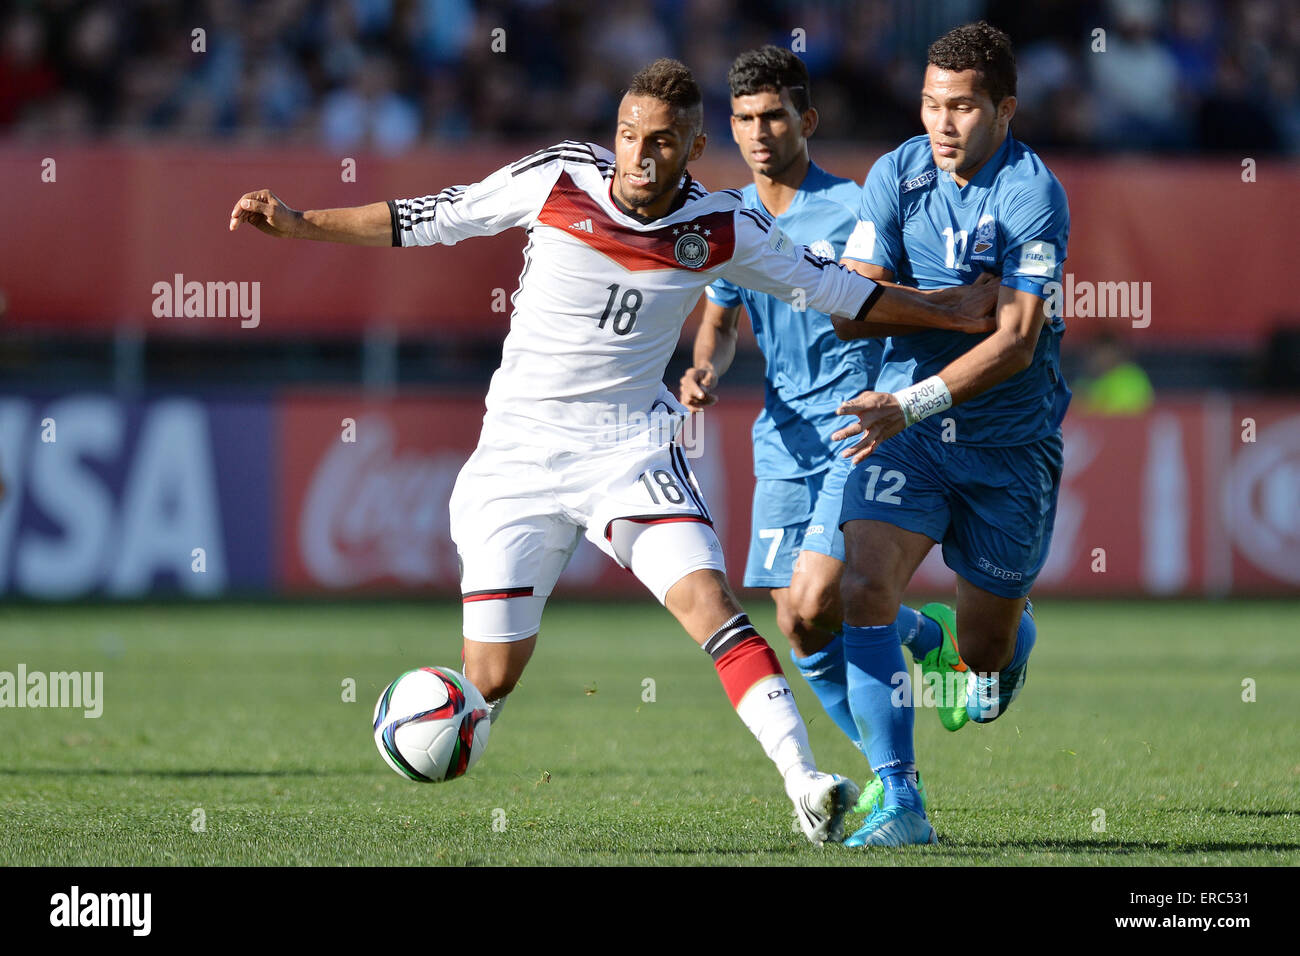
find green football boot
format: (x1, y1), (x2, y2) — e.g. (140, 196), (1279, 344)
(854, 770), (928, 815)
(918, 602), (970, 732)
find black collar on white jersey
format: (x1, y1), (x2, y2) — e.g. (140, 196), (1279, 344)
(609, 172), (695, 224)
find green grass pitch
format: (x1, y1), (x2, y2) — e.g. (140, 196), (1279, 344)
(1, 598), (1296, 866)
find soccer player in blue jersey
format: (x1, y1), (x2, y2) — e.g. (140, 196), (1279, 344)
(679, 46), (990, 812)
(680, 47), (875, 667)
(832, 22), (1071, 846)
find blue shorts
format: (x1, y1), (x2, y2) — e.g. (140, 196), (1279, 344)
(839, 427), (1064, 598)
(744, 462), (850, 588)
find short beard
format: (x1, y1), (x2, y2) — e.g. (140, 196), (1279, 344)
(621, 184), (667, 209)
(618, 158), (688, 209)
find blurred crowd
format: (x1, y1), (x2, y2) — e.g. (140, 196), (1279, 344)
(1, 0), (1296, 153)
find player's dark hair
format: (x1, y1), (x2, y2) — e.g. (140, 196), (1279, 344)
(627, 58), (703, 130)
(927, 21), (1017, 104)
(728, 45), (812, 114)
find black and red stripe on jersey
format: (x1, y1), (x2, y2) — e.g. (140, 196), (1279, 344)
(536, 171), (737, 272)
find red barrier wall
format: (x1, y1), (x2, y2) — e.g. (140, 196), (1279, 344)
(1, 145), (1295, 346)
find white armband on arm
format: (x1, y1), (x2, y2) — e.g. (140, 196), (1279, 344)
(894, 376), (952, 427)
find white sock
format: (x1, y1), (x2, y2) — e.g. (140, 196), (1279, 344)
(707, 621), (819, 794)
(731, 675), (817, 795)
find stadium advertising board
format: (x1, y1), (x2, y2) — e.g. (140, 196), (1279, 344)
(0, 393), (272, 598)
(0, 391), (1293, 598)
(276, 393), (1299, 599)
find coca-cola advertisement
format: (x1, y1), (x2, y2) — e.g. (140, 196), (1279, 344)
(275, 392), (746, 595)
(277, 395), (482, 592)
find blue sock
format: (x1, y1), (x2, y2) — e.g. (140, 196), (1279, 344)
(1006, 606), (1037, 672)
(789, 631), (861, 748)
(896, 605), (941, 661)
(878, 764), (923, 813)
(842, 623), (917, 808)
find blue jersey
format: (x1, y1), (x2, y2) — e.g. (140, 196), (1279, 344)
(843, 133), (1071, 446)
(707, 162), (883, 478)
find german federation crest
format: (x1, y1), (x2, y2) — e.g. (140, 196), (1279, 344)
(674, 231), (710, 268)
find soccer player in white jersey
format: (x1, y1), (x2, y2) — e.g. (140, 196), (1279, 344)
(229, 58), (995, 846)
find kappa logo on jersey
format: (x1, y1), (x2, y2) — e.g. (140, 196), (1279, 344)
(972, 213), (996, 259)
(902, 169), (938, 193)
(569, 218), (594, 233)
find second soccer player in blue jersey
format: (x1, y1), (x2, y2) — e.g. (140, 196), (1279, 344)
(832, 21), (1071, 846)
(679, 46), (883, 762)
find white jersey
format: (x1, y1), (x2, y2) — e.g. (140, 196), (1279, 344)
(390, 141), (878, 450)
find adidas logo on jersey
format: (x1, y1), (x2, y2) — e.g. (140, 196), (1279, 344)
(568, 218), (594, 233)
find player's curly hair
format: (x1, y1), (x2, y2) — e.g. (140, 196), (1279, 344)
(927, 21), (1017, 104)
(627, 58), (703, 125)
(727, 45), (812, 114)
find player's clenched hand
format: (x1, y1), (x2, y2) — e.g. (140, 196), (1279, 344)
(832, 390), (907, 464)
(679, 366), (719, 410)
(957, 271), (1000, 331)
(929, 271), (1000, 334)
(229, 189), (302, 237)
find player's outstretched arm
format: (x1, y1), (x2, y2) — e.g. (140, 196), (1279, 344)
(680, 301), (741, 410)
(831, 284), (1047, 463)
(832, 262), (999, 339)
(720, 214), (995, 340)
(228, 189), (392, 246)
(836, 259), (992, 336)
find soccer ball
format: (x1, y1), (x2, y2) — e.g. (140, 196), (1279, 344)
(373, 667), (491, 783)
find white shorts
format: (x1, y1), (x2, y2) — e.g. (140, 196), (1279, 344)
(449, 427), (724, 642)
